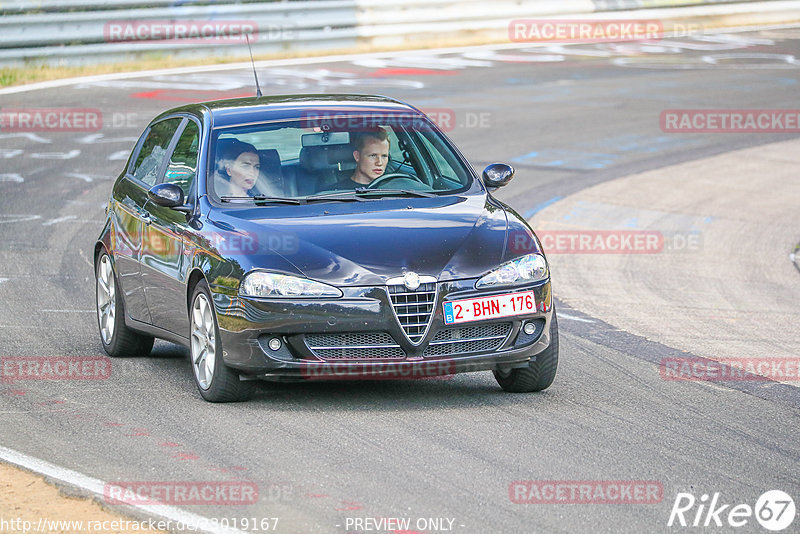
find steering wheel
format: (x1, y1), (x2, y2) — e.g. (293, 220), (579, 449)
(366, 172), (423, 190)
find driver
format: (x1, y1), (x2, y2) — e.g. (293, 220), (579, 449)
(335, 128), (389, 190)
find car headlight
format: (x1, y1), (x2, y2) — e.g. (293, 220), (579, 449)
(239, 271), (342, 298)
(476, 254), (549, 289)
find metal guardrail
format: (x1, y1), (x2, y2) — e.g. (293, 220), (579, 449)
(0, 1), (358, 48)
(0, 0), (283, 15)
(591, 0), (757, 9)
(0, 0), (790, 66)
(0, 1), (359, 65)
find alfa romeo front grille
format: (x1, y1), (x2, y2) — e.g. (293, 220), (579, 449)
(387, 280), (436, 344)
(305, 332), (405, 360)
(423, 323), (512, 357)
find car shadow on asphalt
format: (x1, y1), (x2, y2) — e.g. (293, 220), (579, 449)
(245, 377), (560, 412)
(141, 339), (560, 410)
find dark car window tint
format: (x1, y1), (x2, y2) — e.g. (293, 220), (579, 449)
(132, 118), (182, 186)
(163, 120), (200, 196)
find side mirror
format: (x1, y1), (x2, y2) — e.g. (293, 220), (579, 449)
(148, 183), (191, 212)
(482, 163), (515, 188)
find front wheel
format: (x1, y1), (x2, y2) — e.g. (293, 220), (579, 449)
(494, 309), (559, 392)
(95, 252), (154, 358)
(189, 281), (254, 402)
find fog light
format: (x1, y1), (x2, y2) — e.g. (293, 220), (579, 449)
(268, 338), (282, 351)
(523, 322), (536, 335)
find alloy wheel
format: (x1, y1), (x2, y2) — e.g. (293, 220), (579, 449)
(96, 255), (116, 344)
(191, 293), (216, 390)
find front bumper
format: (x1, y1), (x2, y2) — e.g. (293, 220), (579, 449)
(211, 278), (553, 379)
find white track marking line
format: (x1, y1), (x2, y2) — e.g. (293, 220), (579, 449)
(0, 445), (248, 534)
(0, 133), (51, 143)
(40, 309), (94, 313)
(0, 215), (42, 224)
(42, 216), (76, 226)
(64, 175), (113, 183)
(558, 312), (595, 323)
(107, 150), (130, 161)
(77, 133), (104, 144)
(30, 150), (81, 160)
(78, 248), (94, 269)
(66, 172), (112, 182)
(77, 134), (139, 145)
(65, 172), (93, 182)
(697, 381), (735, 392)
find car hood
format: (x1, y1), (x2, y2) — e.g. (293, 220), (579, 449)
(206, 194), (538, 286)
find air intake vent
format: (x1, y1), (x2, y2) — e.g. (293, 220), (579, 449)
(423, 323), (511, 357)
(305, 332), (405, 360)
(386, 275), (437, 344)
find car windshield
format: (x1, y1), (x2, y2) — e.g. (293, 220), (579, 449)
(208, 113), (473, 202)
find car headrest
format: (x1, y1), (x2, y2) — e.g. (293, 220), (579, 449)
(259, 149), (282, 177)
(299, 144), (356, 172)
(214, 138), (237, 173)
(328, 144), (356, 171)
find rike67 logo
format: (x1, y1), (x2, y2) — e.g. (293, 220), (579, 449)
(668, 490), (795, 531)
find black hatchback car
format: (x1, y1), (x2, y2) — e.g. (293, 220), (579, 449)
(94, 94), (558, 402)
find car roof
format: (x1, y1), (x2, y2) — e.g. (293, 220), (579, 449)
(156, 94), (423, 129)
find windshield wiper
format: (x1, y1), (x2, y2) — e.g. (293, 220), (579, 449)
(353, 188), (436, 198)
(303, 191), (366, 202)
(302, 188), (437, 203)
(221, 196), (302, 205)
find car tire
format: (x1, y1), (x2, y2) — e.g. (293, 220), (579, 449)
(95, 252), (154, 358)
(189, 281), (255, 402)
(494, 308), (559, 393)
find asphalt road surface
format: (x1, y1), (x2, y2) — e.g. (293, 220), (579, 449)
(1, 26), (799, 534)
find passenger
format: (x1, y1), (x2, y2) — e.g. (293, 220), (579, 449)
(214, 140), (261, 197)
(335, 128), (390, 189)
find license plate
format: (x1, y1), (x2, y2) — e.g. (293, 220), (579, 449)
(443, 291), (536, 325)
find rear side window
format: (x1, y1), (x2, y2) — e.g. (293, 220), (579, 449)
(132, 118), (182, 186)
(163, 120), (200, 196)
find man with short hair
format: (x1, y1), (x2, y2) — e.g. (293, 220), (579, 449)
(335, 128), (390, 189)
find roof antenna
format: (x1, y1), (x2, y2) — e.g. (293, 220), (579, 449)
(246, 34), (262, 97)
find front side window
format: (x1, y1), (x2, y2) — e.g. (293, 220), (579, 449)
(418, 132), (463, 188)
(132, 118), (182, 186)
(163, 120), (200, 196)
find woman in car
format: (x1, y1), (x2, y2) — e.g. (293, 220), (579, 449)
(214, 139), (262, 197)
